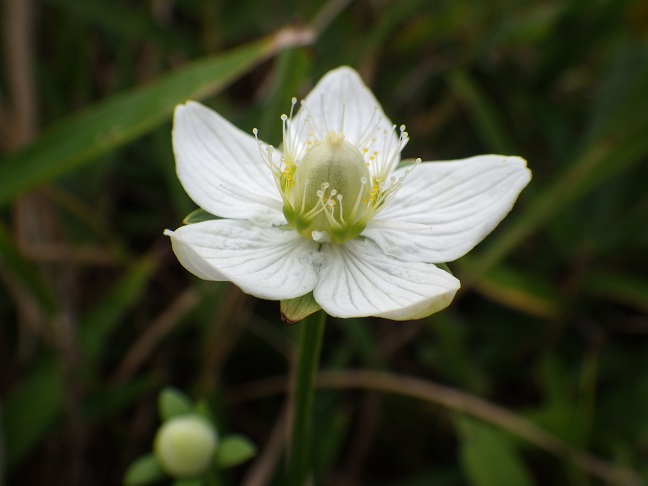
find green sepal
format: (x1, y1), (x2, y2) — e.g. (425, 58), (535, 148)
(123, 453), (166, 486)
(183, 209), (221, 225)
(437, 262), (453, 275)
(194, 398), (217, 426)
(280, 292), (322, 325)
(158, 387), (193, 422)
(215, 434), (257, 468)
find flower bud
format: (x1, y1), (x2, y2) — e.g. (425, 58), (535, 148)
(154, 415), (218, 479)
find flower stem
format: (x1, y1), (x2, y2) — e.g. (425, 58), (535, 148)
(288, 310), (326, 486)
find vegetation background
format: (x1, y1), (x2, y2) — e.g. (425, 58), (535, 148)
(1, 0), (648, 484)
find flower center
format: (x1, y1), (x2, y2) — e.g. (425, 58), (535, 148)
(282, 130), (371, 243)
(253, 98), (420, 245)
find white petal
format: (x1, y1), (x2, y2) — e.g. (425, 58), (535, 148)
(291, 67), (400, 174)
(165, 220), (319, 300)
(173, 101), (284, 225)
(314, 239), (460, 320)
(364, 155), (531, 263)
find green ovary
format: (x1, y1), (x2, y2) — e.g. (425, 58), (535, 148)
(283, 131), (371, 244)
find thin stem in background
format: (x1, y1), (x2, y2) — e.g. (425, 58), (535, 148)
(288, 311), (326, 486)
(227, 370), (641, 486)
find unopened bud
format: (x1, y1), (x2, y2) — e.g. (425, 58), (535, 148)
(154, 415), (218, 479)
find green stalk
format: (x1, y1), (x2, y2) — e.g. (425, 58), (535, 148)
(288, 310), (326, 486)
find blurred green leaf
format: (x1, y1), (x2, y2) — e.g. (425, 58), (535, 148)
(580, 268), (648, 313)
(447, 69), (515, 154)
(457, 416), (535, 486)
(459, 259), (561, 318)
(257, 47), (312, 144)
(123, 453), (166, 486)
(313, 408), (351, 480)
(159, 388), (193, 422)
(214, 434), (257, 468)
(172, 479), (203, 486)
(45, 0), (198, 54)
(79, 256), (157, 359)
(492, 3), (563, 44)
(4, 255), (156, 467)
(86, 378), (159, 421)
(465, 132), (648, 286)
(425, 313), (485, 393)
(0, 222), (57, 315)
(3, 359), (63, 467)
(0, 35), (281, 207)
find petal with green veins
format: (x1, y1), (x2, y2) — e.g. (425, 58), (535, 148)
(364, 155), (531, 263)
(314, 239), (460, 320)
(173, 102), (284, 225)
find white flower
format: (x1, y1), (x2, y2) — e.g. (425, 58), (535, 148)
(164, 66), (531, 320)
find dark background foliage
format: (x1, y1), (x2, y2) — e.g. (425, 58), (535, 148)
(1, 0), (647, 484)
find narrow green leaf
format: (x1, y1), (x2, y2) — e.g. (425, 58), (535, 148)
(214, 435), (257, 468)
(159, 388), (193, 422)
(457, 416), (535, 486)
(3, 359), (63, 467)
(257, 47), (312, 143)
(45, 0), (197, 54)
(123, 454), (166, 486)
(79, 256), (157, 359)
(457, 258), (561, 318)
(464, 133), (648, 287)
(281, 292), (322, 324)
(0, 34), (297, 207)
(447, 69), (515, 154)
(491, 3), (563, 44)
(580, 268), (648, 313)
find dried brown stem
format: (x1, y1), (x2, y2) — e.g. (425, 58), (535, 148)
(241, 402), (291, 486)
(3, 0), (37, 149)
(226, 370), (642, 486)
(112, 287), (199, 383)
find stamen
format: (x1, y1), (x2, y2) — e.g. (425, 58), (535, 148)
(336, 194), (345, 224)
(299, 179), (310, 212)
(364, 157), (421, 219)
(369, 123), (410, 181)
(351, 177), (368, 217)
(268, 91), (418, 244)
(319, 94), (329, 132)
(295, 99), (323, 145)
(355, 106), (383, 150)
